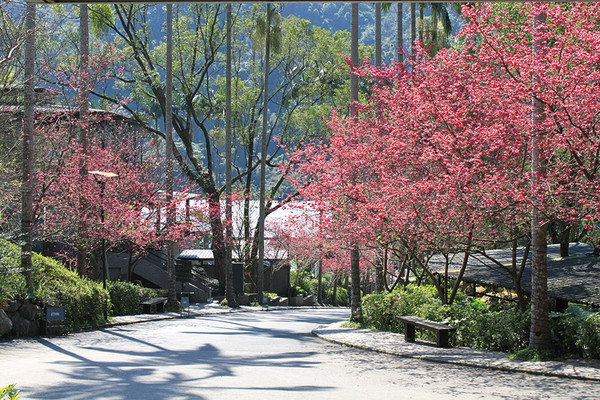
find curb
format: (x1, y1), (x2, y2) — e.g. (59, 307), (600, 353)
(311, 323), (600, 382)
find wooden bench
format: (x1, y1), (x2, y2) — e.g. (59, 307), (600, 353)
(397, 316), (456, 348)
(140, 297), (168, 314)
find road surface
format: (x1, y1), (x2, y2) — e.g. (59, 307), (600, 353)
(1, 308), (598, 399)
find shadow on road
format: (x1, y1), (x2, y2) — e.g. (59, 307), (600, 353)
(29, 310), (344, 400)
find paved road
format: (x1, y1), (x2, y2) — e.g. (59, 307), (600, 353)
(1, 309), (599, 400)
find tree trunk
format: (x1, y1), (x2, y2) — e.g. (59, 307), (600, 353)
(224, 4), (237, 307)
(529, 6), (552, 351)
(418, 4), (424, 45)
(257, 4), (272, 306)
(332, 275), (338, 306)
(513, 237), (530, 313)
(374, 249), (385, 293)
(397, 3), (403, 64)
(21, 3), (36, 289)
(349, 2), (362, 323)
(317, 259), (323, 304)
(375, 3), (382, 68)
(559, 225), (570, 258)
(410, 4), (416, 58)
(76, 4), (90, 277)
(165, 4), (177, 309)
(448, 229), (473, 305)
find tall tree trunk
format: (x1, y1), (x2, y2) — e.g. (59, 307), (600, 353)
(257, 4), (272, 305)
(375, 3), (382, 68)
(21, 3), (36, 289)
(410, 4), (416, 58)
(397, 3), (403, 64)
(224, 4), (237, 307)
(165, 4), (177, 308)
(317, 259), (323, 304)
(374, 249), (385, 293)
(419, 4), (424, 45)
(559, 225), (570, 257)
(76, 4), (89, 277)
(529, 5), (552, 351)
(349, 2), (362, 323)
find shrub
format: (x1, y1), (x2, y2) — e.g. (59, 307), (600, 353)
(31, 253), (109, 329)
(361, 284), (531, 353)
(0, 239), (109, 329)
(0, 243), (27, 304)
(362, 293), (403, 332)
(108, 280), (166, 316)
(325, 286), (348, 306)
(451, 304), (530, 353)
(579, 314), (600, 358)
(551, 305), (600, 359)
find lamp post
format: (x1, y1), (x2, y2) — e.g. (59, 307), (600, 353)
(89, 170), (117, 320)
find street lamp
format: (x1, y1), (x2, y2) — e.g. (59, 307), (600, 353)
(89, 170), (117, 320)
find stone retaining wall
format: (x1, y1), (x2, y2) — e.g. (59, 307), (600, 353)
(0, 300), (42, 337)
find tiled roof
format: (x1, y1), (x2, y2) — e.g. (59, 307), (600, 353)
(431, 243), (600, 306)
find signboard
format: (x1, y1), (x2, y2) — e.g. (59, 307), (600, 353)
(46, 306), (65, 322)
(181, 296), (190, 310)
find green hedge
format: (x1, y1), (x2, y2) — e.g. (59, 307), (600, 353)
(108, 280), (166, 316)
(362, 286), (600, 358)
(0, 240), (164, 330)
(361, 285), (530, 354)
(0, 241), (27, 304)
(30, 252), (109, 329)
(551, 305), (600, 358)
(0, 240), (109, 329)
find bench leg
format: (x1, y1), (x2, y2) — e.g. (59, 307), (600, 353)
(405, 324), (416, 342)
(437, 330), (450, 347)
(157, 301), (166, 313)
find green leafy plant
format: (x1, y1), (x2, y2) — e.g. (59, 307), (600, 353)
(551, 305), (600, 358)
(0, 239), (110, 329)
(509, 348), (554, 362)
(0, 384), (21, 400)
(108, 280), (166, 316)
(361, 284), (531, 354)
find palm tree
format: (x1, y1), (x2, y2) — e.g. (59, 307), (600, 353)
(430, 3), (452, 44)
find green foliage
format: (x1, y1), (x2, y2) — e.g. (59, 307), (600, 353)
(551, 305), (600, 358)
(509, 348), (554, 362)
(362, 285), (530, 353)
(340, 321), (361, 329)
(452, 304), (530, 353)
(108, 280), (166, 316)
(0, 240), (109, 329)
(89, 4), (114, 38)
(325, 286), (348, 306)
(0, 384), (20, 400)
(30, 252), (109, 329)
(293, 285), (308, 296)
(0, 243), (26, 304)
(361, 292), (404, 332)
